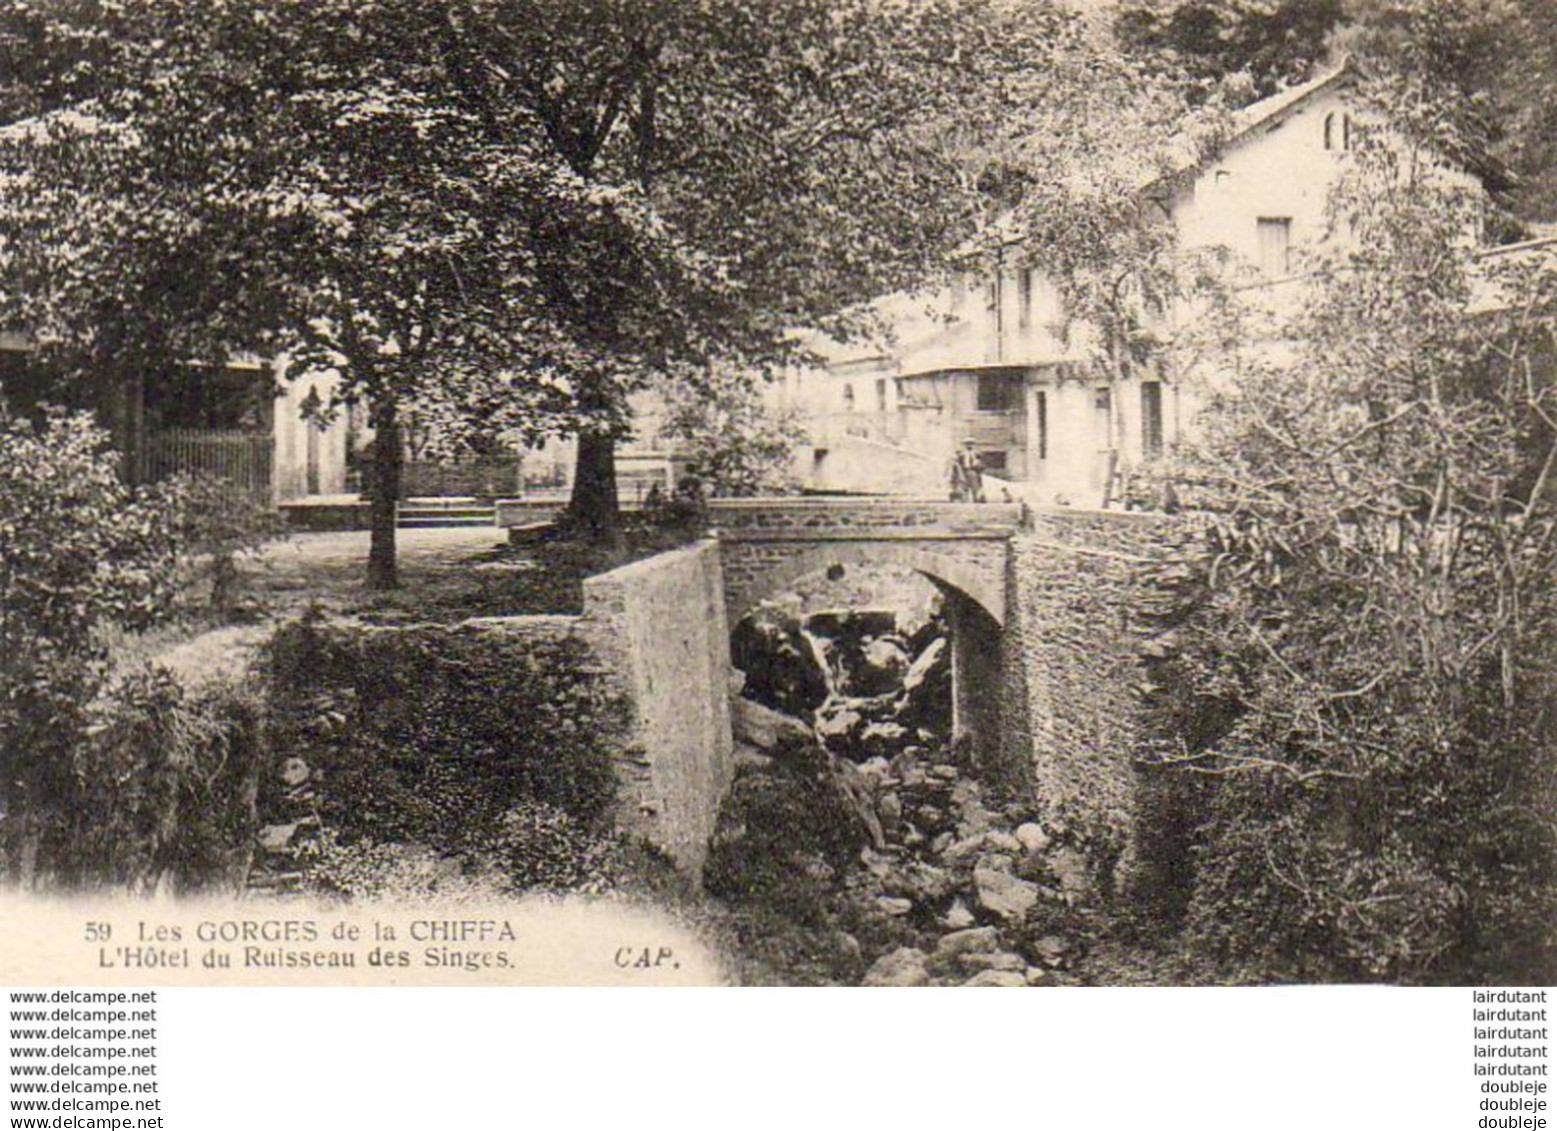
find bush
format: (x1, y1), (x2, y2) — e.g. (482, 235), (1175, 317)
(0, 405), (185, 886)
(164, 473), (284, 614)
(25, 666), (266, 894)
(1141, 543), (1557, 984)
(661, 380), (804, 498)
(0, 405), (181, 651)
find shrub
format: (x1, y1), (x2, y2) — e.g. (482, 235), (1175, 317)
(661, 379), (804, 498)
(0, 405), (181, 651)
(164, 473), (285, 614)
(0, 405), (185, 885)
(27, 666), (266, 894)
(1141, 541), (1557, 984)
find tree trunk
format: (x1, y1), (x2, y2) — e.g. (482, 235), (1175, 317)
(368, 398), (402, 590)
(566, 428), (622, 545)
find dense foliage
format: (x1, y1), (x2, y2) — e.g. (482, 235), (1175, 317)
(0, 406), (182, 885)
(58, 668), (266, 895)
(1142, 144), (1557, 983)
(0, 408), (272, 894)
(260, 616), (629, 899)
(662, 380), (806, 498)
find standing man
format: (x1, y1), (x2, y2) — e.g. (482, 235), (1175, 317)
(949, 439), (984, 503)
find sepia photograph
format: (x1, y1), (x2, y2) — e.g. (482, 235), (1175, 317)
(0, 0), (1553, 992)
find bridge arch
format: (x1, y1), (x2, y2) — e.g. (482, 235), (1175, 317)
(722, 540), (1007, 632)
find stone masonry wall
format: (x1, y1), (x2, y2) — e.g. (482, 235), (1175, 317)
(581, 540), (734, 879)
(1002, 508), (1189, 897)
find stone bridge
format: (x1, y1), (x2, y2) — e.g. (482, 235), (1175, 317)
(708, 498), (1027, 770)
(708, 498), (1026, 629)
(573, 495), (1175, 894)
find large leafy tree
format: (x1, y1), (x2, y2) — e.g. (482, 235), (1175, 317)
(0, 0), (1085, 576)
(1113, 0), (1345, 100)
(0, 0), (603, 587)
(469, 0), (1081, 538)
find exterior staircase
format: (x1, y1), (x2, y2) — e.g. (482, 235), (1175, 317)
(395, 496), (497, 529)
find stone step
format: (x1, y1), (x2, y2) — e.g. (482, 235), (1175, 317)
(397, 515), (497, 528)
(396, 502), (497, 528)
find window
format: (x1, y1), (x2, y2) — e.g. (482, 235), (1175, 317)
(1094, 386), (1113, 450)
(979, 449), (1008, 473)
(1017, 268), (1034, 333)
(842, 383), (855, 411)
(1323, 111), (1354, 152)
(1034, 390), (1048, 461)
(1257, 217), (1292, 279)
(977, 371), (1018, 412)
(1141, 381), (1163, 459)
(875, 378), (887, 413)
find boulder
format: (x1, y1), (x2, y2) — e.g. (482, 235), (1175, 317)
(939, 835), (986, 868)
(279, 758), (311, 787)
(977, 851), (1016, 875)
(1047, 847), (1092, 896)
(731, 607), (831, 716)
(856, 757), (896, 784)
(909, 803), (952, 834)
(952, 788), (994, 838)
(830, 755), (887, 850)
(257, 823), (299, 852)
(934, 926), (1001, 958)
(974, 865), (1039, 923)
(1015, 822), (1051, 855)
(958, 951), (1027, 974)
(983, 830), (1023, 856)
(862, 947), (930, 987)
(815, 703), (863, 753)
(1029, 935), (1072, 968)
(873, 896), (914, 918)
(853, 636), (910, 696)
(810, 612), (897, 687)
(962, 969), (1026, 988)
(941, 900), (976, 931)
(858, 721), (910, 760)
(732, 742), (776, 775)
(898, 637), (951, 729)
(881, 860), (955, 905)
(833, 932), (863, 965)
(731, 697), (814, 752)
(901, 636), (948, 694)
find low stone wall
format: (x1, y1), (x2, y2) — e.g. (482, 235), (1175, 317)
(495, 497), (567, 530)
(278, 497), (371, 531)
(581, 540), (734, 878)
